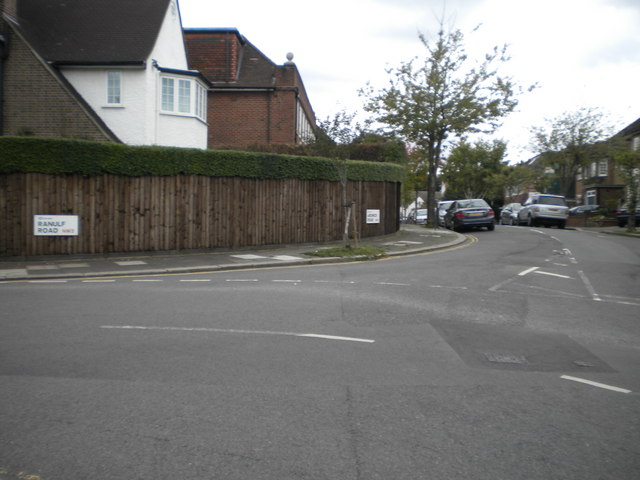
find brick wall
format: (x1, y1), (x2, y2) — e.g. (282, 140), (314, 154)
(2, 25), (112, 141)
(184, 31), (240, 82)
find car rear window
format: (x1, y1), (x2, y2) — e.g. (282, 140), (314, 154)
(538, 196), (566, 206)
(458, 200), (489, 208)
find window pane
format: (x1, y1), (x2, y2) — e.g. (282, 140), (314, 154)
(178, 79), (191, 113)
(162, 78), (174, 111)
(107, 71), (121, 104)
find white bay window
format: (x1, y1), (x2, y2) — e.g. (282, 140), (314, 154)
(161, 75), (207, 122)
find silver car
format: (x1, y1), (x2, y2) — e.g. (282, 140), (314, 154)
(517, 193), (569, 228)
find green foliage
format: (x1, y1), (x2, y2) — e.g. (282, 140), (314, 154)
(0, 136), (404, 183)
(441, 139), (507, 202)
(361, 24), (525, 225)
(304, 246), (386, 259)
(530, 107), (613, 197)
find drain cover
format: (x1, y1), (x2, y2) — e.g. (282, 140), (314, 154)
(484, 353), (527, 364)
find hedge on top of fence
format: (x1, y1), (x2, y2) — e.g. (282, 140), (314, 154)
(0, 137), (405, 183)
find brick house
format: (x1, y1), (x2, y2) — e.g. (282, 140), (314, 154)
(0, 0), (208, 149)
(184, 28), (316, 149)
(575, 117), (640, 210)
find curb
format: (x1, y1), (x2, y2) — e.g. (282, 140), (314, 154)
(0, 232), (469, 282)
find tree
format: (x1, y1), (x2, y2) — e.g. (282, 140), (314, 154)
(402, 146), (428, 209)
(530, 108), (613, 198)
(440, 139), (507, 202)
(361, 25), (522, 227)
(312, 111), (364, 247)
(614, 149), (640, 232)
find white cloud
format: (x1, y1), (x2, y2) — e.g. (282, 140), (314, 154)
(179, 0), (639, 163)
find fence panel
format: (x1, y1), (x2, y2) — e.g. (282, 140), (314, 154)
(0, 173), (400, 256)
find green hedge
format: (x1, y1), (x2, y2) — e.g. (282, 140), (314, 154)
(0, 137), (404, 183)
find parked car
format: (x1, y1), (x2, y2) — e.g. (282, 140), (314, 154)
(414, 208), (428, 224)
(569, 204), (600, 215)
(616, 204), (640, 227)
(444, 199), (495, 232)
(437, 201), (455, 226)
(517, 193), (569, 228)
(499, 203), (522, 225)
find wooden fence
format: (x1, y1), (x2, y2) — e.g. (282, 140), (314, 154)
(0, 173), (400, 256)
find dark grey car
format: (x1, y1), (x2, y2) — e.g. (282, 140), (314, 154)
(444, 199), (495, 232)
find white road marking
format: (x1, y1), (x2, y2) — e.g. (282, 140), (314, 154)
(114, 260), (147, 266)
(101, 325), (375, 343)
(226, 279), (258, 282)
(561, 375), (631, 394)
(428, 285), (468, 289)
(179, 279), (211, 282)
(133, 279), (163, 282)
(375, 282), (410, 286)
(82, 279), (116, 283)
(534, 270), (572, 279)
(231, 254), (266, 260)
(272, 279), (301, 283)
(28, 280), (68, 283)
(518, 267), (539, 276)
(578, 270), (602, 301)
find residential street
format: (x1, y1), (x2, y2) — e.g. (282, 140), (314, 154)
(1, 225), (639, 480)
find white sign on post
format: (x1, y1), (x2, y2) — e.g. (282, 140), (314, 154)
(33, 215), (80, 236)
(366, 209), (380, 224)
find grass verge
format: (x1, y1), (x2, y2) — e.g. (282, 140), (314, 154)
(304, 246), (386, 259)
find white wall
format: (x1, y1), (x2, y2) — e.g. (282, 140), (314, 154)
(59, 0), (207, 149)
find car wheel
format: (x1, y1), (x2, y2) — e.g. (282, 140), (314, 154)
(558, 221), (565, 229)
(487, 223), (495, 231)
(527, 215), (536, 227)
(510, 217), (517, 226)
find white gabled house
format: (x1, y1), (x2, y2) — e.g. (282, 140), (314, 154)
(1, 0), (208, 149)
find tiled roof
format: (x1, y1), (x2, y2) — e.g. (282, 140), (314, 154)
(16, 0), (171, 64)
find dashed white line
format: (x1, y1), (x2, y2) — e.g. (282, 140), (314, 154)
(534, 270), (572, 279)
(375, 282), (410, 286)
(561, 375), (631, 394)
(226, 279), (258, 282)
(578, 270), (602, 302)
(518, 267), (539, 276)
(179, 279), (211, 282)
(82, 279), (116, 283)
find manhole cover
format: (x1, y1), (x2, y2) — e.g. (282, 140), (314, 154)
(484, 352), (527, 364)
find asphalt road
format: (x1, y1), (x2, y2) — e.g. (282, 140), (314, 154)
(1, 225), (639, 480)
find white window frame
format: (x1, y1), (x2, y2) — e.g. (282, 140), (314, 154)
(106, 71), (122, 106)
(160, 75), (207, 122)
(632, 136), (640, 151)
(296, 100), (315, 144)
(586, 190), (597, 205)
(597, 160), (608, 177)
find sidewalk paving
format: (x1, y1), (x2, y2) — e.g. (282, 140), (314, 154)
(0, 225), (466, 281)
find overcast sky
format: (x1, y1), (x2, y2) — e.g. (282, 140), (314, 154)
(179, 0), (639, 163)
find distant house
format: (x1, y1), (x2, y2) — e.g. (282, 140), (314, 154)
(184, 28), (316, 149)
(0, 0), (208, 149)
(575, 117), (640, 209)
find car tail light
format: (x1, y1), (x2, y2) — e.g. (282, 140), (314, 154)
(487, 210), (495, 217)
(455, 212), (465, 219)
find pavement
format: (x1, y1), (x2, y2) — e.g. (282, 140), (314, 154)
(0, 224), (468, 281)
(1, 224), (637, 282)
